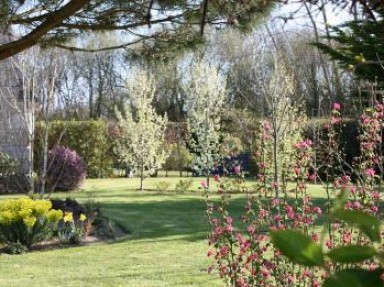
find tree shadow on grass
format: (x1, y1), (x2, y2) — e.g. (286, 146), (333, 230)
(99, 196), (331, 244)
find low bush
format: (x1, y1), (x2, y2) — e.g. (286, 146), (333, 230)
(174, 179), (194, 193)
(45, 146), (87, 191)
(0, 198), (63, 248)
(0, 152), (29, 194)
(155, 181), (171, 192)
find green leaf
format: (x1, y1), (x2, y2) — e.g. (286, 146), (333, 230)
(270, 230), (324, 267)
(323, 269), (384, 287)
(333, 189), (350, 211)
(333, 210), (381, 242)
(327, 245), (376, 263)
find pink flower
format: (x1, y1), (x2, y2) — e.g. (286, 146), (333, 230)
(366, 168), (375, 177)
(343, 231), (352, 243)
(313, 206), (322, 215)
(372, 191), (380, 200)
(332, 102), (341, 111)
(345, 201), (353, 209)
(303, 269), (311, 278)
(247, 224), (256, 234)
(262, 268), (270, 278)
(353, 201), (361, 210)
(294, 139), (313, 149)
(234, 165), (241, 175)
(200, 181), (208, 189)
(312, 233), (319, 242)
(258, 209), (267, 220)
(225, 216), (233, 224)
(350, 185), (356, 195)
(371, 205), (379, 213)
(214, 174), (220, 182)
(263, 120), (271, 131)
(307, 173), (316, 182)
(272, 198), (280, 207)
(220, 245), (229, 256)
(325, 239), (333, 249)
(331, 116), (341, 125)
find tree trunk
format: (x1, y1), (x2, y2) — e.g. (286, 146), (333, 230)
(140, 163), (144, 191)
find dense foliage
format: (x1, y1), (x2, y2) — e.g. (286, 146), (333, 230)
(34, 120), (114, 178)
(314, 8), (384, 86)
(44, 146), (87, 192)
(0, 152), (29, 194)
(0, 198), (63, 248)
(206, 103), (384, 287)
(0, 0), (275, 60)
(115, 70), (169, 190)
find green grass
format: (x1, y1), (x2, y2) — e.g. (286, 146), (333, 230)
(0, 177), (224, 287)
(0, 177), (334, 287)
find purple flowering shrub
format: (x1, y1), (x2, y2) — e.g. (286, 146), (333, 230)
(45, 146), (87, 191)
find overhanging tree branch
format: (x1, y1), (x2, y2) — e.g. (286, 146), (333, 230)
(0, 0), (90, 61)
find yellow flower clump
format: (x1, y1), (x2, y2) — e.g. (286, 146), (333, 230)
(63, 211), (74, 223)
(0, 198), (63, 228)
(79, 214), (87, 222)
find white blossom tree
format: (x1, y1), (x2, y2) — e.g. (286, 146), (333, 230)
(184, 63), (226, 188)
(116, 70), (168, 191)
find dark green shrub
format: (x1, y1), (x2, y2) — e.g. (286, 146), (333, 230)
(45, 146), (87, 191)
(0, 152), (29, 194)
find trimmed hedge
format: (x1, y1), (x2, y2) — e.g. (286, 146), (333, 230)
(34, 120), (114, 178)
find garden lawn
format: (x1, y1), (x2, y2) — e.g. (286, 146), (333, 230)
(0, 177), (331, 287)
(0, 177), (225, 287)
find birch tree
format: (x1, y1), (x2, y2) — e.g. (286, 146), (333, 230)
(116, 70), (168, 191)
(184, 63), (226, 188)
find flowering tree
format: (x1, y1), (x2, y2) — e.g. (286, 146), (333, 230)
(184, 63), (226, 187)
(255, 60), (306, 200)
(116, 70), (168, 191)
(206, 102), (384, 287)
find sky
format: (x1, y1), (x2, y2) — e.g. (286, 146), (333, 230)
(269, 2), (353, 32)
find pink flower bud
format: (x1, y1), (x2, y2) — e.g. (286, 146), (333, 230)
(332, 102), (341, 111)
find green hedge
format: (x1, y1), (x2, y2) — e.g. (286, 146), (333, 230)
(34, 120), (114, 178)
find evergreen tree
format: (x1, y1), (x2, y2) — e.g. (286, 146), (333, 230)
(314, 9), (384, 86)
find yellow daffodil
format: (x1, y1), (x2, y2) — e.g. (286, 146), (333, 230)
(79, 214), (87, 222)
(63, 212), (74, 223)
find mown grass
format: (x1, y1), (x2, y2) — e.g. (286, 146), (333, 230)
(0, 177), (225, 287)
(0, 176), (333, 287)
